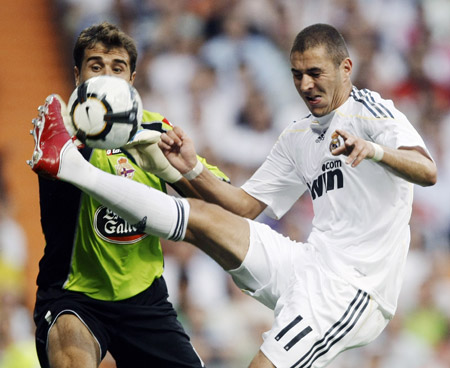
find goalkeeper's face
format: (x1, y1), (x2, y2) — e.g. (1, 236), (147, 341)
(74, 43), (136, 87)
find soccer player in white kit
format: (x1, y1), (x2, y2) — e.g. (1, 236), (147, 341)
(28, 24), (437, 367)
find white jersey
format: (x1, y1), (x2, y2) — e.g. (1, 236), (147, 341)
(241, 86), (431, 316)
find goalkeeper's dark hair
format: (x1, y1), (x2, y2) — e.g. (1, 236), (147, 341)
(291, 24), (349, 67)
(73, 22), (138, 74)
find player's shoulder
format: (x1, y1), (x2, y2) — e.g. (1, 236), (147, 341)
(284, 113), (313, 131)
(345, 86), (398, 120)
(280, 114), (313, 138)
(141, 109), (174, 132)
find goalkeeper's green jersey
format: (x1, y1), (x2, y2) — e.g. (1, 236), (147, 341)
(37, 110), (228, 301)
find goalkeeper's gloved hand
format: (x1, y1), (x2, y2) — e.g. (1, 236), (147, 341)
(53, 94), (84, 148)
(123, 129), (182, 183)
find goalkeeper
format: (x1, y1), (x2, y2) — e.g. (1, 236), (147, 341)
(33, 22), (227, 368)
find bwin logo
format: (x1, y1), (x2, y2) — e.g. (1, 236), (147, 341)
(322, 160), (342, 171)
(307, 160), (344, 200)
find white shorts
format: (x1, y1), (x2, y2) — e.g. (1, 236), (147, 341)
(228, 220), (389, 368)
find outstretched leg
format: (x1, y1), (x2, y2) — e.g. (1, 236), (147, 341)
(28, 95), (249, 270)
(28, 95), (190, 240)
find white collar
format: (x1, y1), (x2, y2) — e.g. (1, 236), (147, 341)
(310, 111), (335, 134)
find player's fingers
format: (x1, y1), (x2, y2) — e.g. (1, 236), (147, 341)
(347, 152), (364, 167)
(159, 133), (180, 152)
(331, 146), (346, 156)
(334, 129), (349, 139)
(159, 132), (173, 145)
(172, 126), (185, 137)
(347, 142), (371, 167)
(158, 139), (172, 152)
(162, 130), (182, 146)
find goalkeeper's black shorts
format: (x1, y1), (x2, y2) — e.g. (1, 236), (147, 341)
(34, 276), (204, 367)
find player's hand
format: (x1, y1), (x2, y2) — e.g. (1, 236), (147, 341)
(331, 129), (377, 167)
(158, 126), (199, 174)
(123, 130), (182, 183)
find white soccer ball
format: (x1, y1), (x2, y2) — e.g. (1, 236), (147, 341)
(68, 75), (143, 149)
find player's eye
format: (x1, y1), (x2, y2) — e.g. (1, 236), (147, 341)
(308, 69), (322, 78)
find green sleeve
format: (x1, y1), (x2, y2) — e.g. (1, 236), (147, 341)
(197, 155), (230, 183)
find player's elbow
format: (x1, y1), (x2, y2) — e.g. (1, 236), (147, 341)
(235, 189), (266, 219)
(419, 162), (437, 187)
(424, 169), (437, 187)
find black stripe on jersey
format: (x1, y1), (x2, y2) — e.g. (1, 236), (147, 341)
(365, 90), (394, 119)
(141, 122), (165, 133)
(169, 198), (185, 241)
(291, 290), (370, 368)
(275, 315), (304, 341)
(351, 88), (394, 119)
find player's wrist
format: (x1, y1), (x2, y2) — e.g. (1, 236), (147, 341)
(369, 142), (384, 162)
(183, 160), (203, 180)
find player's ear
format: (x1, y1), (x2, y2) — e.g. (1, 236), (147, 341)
(341, 57), (352, 77)
(74, 66), (81, 86)
(130, 71), (136, 85)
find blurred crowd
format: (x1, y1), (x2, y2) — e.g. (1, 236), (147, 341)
(0, 155), (39, 367)
(2, 0), (450, 367)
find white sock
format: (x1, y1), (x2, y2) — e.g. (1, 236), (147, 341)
(58, 144), (189, 241)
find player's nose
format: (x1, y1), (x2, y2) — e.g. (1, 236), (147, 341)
(301, 75), (314, 92)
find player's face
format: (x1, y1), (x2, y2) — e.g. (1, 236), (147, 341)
(74, 43), (136, 86)
(290, 46), (352, 117)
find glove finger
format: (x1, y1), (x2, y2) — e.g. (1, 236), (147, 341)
(126, 130), (161, 147)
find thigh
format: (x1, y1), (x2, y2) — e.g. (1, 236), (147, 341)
(34, 288), (109, 368)
(48, 314), (100, 368)
(260, 262), (388, 368)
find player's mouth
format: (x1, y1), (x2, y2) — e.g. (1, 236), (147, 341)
(305, 95), (322, 106)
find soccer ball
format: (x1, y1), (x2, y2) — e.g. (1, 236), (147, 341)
(68, 76), (143, 149)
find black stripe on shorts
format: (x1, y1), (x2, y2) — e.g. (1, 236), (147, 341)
(291, 289), (370, 368)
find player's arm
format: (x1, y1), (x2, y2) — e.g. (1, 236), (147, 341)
(159, 127), (267, 219)
(331, 129), (437, 187)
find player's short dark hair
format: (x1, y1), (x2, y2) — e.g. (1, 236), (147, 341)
(73, 22), (138, 73)
(290, 24), (349, 66)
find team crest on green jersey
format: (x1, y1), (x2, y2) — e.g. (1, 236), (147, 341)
(115, 157), (135, 179)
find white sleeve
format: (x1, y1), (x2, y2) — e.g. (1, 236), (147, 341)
(241, 133), (307, 219)
(367, 103), (431, 155)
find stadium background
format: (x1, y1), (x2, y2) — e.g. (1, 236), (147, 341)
(0, 0), (449, 367)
